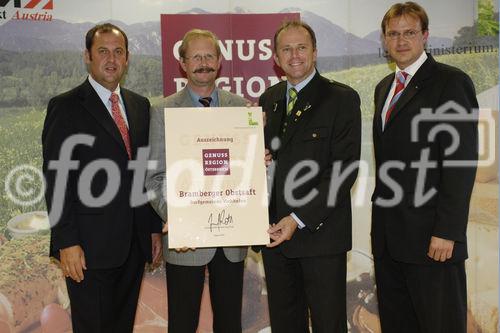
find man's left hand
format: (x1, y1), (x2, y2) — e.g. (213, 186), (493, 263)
(151, 233), (163, 266)
(266, 215), (298, 248)
(427, 236), (454, 262)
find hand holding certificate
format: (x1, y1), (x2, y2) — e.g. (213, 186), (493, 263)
(164, 106), (269, 248)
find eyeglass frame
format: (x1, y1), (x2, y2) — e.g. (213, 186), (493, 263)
(385, 29), (425, 40)
(182, 53), (219, 63)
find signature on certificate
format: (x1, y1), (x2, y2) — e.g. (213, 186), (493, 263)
(207, 209), (234, 233)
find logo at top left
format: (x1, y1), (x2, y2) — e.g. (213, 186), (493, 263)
(0, 0), (54, 26)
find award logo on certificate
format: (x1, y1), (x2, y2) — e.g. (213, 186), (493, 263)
(164, 107), (269, 248)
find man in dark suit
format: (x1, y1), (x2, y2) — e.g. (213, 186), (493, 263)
(259, 20), (361, 332)
(42, 23), (163, 333)
(372, 3), (478, 332)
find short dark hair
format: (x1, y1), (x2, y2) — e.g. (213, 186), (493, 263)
(381, 2), (429, 34)
(273, 19), (317, 52)
(85, 23), (129, 54)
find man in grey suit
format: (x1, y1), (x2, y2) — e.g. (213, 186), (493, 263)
(145, 29), (248, 333)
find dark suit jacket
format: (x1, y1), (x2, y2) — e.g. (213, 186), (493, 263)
(371, 54), (478, 264)
(260, 72), (361, 258)
(42, 79), (162, 269)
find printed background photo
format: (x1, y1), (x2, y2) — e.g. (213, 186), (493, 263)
(0, 0), (497, 332)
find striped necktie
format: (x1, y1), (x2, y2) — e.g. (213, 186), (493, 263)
(287, 87), (298, 116)
(385, 71), (408, 123)
(199, 97), (212, 107)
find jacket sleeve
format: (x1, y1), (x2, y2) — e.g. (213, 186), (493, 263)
(145, 106), (168, 221)
(432, 72), (478, 242)
(42, 97), (80, 254)
(143, 101), (164, 234)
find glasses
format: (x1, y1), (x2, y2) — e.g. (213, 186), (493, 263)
(184, 53), (217, 63)
(385, 29), (422, 40)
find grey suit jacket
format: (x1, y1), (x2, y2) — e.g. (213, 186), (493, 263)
(145, 87), (249, 266)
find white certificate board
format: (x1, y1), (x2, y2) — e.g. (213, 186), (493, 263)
(164, 107), (269, 248)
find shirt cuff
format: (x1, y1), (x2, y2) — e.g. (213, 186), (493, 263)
(290, 212), (305, 229)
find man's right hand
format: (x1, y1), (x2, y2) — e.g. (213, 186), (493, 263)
(60, 245), (86, 282)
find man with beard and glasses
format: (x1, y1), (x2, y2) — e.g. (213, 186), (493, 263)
(145, 29), (249, 333)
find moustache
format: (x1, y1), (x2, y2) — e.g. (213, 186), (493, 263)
(194, 67), (216, 73)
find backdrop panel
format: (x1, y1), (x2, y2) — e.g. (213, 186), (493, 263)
(0, 0), (497, 332)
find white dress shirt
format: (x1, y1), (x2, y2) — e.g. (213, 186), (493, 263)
(381, 51), (428, 130)
(88, 75), (129, 128)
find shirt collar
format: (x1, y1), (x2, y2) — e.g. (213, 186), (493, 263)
(187, 86), (219, 107)
(287, 68), (317, 93)
(396, 51), (427, 77)
(88, 75), (121, 105)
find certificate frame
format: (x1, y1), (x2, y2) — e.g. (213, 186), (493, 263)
(164, 107), (269, 248)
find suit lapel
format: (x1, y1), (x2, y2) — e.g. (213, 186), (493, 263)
(265, 84), (286, 145)
(280, 74), (320, 149)
(175, 88), (196, 107)
(121, 88), (140, 155)
(79, 80), (128, 155)
(218, 89), (233, 107)
(374, 75), (393, 137)
(384, 55), (436, 131)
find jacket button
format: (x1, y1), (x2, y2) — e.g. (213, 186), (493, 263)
(312, 133), (317, 138)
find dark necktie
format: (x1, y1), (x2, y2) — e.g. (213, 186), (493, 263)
(199, 97), (212, 107)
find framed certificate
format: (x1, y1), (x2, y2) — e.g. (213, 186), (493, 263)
(164, 107), (270, 248)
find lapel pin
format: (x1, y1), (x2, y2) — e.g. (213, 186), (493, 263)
(304, 104), (312, 111)
(273, 103), (278, 112)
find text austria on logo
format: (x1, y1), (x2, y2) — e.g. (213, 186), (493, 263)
(0, 0), (54, 25)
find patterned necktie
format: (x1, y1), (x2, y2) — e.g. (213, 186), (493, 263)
(385, 71), (409, 123)
(109, 93), (131, 159)
(199, 96), (212, 107)
(287, 88), (298, 116)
